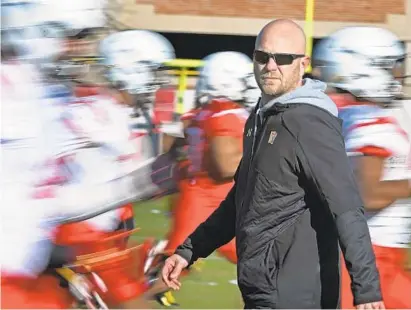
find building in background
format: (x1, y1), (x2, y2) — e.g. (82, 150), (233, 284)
(106, 0), (411, 86)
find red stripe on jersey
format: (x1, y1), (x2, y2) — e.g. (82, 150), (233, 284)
(62, 117), (82, 135)
(349, 117), (408, 140)
(355, 146), (393, 158)
(74, 86), (100, 97)
(330, 94), (363, 109)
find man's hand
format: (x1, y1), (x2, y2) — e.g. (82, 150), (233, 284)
(356, 301), (385, 309)
(161, 254), (189, 290)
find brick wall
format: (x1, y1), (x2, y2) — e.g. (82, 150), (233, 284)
(135, 0), (405, 23)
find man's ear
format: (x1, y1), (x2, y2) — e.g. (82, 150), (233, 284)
(301, 56), (311, 71)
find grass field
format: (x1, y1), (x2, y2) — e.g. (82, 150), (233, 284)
(132, 196), (411, 309)
(131, 196), (243, 309)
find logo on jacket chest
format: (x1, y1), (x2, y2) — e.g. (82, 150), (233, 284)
(268, 131), (277, 144)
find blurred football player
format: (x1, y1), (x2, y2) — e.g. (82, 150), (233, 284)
(313, 27), (411, 309)
(1, 1), (94, 308)
(98, 29), (177, 159)
(27, 5), (167, 308)
(166, 51), (259, 262)
(96, 29), (181, 308)
(141, 52), (258, 307)
(1, 1), (71, 308)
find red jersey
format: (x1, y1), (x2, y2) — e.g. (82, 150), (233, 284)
(180, 98), (249, 189)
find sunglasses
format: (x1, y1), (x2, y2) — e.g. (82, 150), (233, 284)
(253, 50), (305, 66)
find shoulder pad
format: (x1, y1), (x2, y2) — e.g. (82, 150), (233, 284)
(208, 98), (242, 112)
(343, 107), (409, 156)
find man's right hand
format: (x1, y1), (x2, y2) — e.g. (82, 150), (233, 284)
(161, 254), (189, 290)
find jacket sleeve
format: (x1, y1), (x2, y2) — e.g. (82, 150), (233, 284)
(296, 111), (382, 305)
(174, 165), (239, 266)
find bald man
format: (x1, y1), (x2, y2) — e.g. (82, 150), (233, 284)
(161, 19), (383, 309)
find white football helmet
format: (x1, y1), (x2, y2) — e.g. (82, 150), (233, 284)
(195, 51), (260, 108)
(35, 21), (89, 80)
(32, 0), (107, 80)
(313, 27), (406, 103)
(1, 0), (55, 60)
(38, 0), (106, 37)
(99, 30), (175, 95)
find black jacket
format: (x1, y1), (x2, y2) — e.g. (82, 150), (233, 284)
(176, 80), (382, 309)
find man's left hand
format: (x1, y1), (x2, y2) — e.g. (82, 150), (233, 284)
(356, 301), (385, 309)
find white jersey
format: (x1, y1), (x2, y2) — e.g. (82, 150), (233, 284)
(1, 63), (56, 277)
(44, 89), (142, 231)
(0, 72), (154, 276)
(339, 104), (411, 248)
(43, 88), (162, 224)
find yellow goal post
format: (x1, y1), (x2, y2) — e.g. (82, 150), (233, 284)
(304, 0), (315, 73)
(70, 56), (204, 115)
(163, 59), (204, 115)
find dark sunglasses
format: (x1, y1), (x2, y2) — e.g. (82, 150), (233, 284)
(253, 50), (305, 66)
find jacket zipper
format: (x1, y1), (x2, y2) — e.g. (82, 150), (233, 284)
(241, 109), (265, 212)
(249, 108), (262, 172)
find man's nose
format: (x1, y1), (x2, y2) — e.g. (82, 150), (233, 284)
(266, 57), (278, 71)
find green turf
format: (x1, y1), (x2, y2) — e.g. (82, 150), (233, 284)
(132, 197), (243, 309)
(132, 197), (411, 309)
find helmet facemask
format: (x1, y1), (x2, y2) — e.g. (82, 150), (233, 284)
(312, 27), (407, 105)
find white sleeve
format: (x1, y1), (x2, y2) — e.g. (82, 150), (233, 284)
(50, 156), (160, 224)
(1, 67), (56, 277)
(101, 101), (137, 155)
(37, 98), (161, 223)
(158, 122), (184, 137)
(71, 98), (136, 156)
(346, 119), (411, 181)
(67, 103), (108, 145)
(345, 120), (409, 157)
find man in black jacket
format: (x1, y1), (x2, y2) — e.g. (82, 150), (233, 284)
(161, 19), (384, 309)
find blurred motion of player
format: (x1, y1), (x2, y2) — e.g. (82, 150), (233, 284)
(166, 51), (260, 253)
(147, 52), (258, 295)
(1, 1), (88, 308)
(313, 27), (411, 309)
(98, 28), (177, 157)
(12, 2), (170, 308)
(98, 29), (184, 307)
(139, 52), (259, 307)
(39, 18), (179, 310)
(0, 1), (69, 308)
